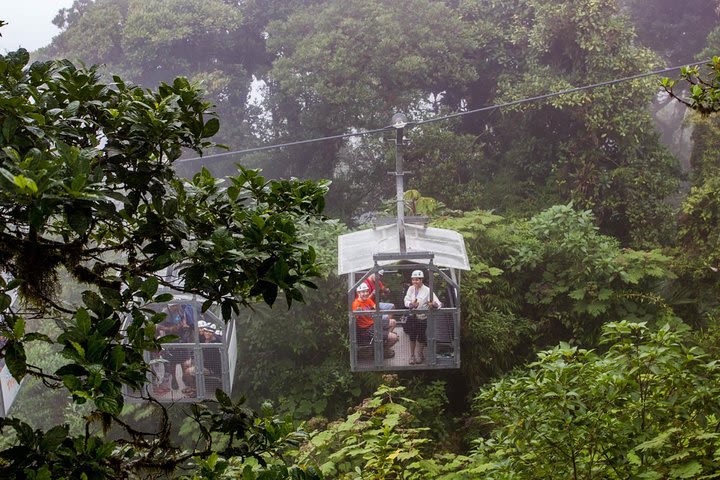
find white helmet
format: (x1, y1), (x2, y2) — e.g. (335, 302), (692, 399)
(357, 282), (370, 292)
(411, 270), (424, 278)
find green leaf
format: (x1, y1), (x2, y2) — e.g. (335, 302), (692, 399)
(215, 389), (232, 407)
(153, 292), (174, 303)
(95, 396), (121, 415)
(66, 206), (92, 235)
(13, 175), (38, 193)
(5, 342), (27, 379)
(76, 308), (91, 335)
(63, 100), (80, 116)
(12, 317), (25, 338)
(110, 346), (125, 370)
(69, 340), (86, 359)
(635, 428), (677, 451)
(670, 461), (702, 479)
(100, 287), (122, 309)
(262, 283), (278, 306)
(41, 425), (69, 450)
(202, 118), (220, 138)
(569, 288), (585, 300)
(82, 291), (105, 315)
(140, 277), (159, 297)
(0, 293), (10, 311)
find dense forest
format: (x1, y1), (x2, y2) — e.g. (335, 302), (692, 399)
(3, 0), (720, 478)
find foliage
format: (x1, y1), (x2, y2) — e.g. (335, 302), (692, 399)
(176, 397), (323, 480)
(505, 204), (674, 343)
(9, 4), (720, 478)
(458, 321), (720, 479)
(459, 0), (679, 246)
(620, 0), (717, 64)
(403, 380), (452, 446)
(42, 0), (267, 151)
(297, 381), (435, 479)
(434, 210), (534, 391)
(182, 452), (324, 480)
(232, 219), (377, 420)
(663, 59), (720, 270)
(41, 0), (684, 249)
(663, 57), (720, 116)
(434, 205), (675, 393)
(404, 122), (485, 211)
(266, 0), (476, 129)
(662, 58), (720, 322)
(0, 47), (328, 477)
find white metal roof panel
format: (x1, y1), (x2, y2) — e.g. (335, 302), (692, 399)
(337, 223), (470, 274)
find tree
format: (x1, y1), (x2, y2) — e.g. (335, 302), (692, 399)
(0, 46), (328, 477)
(661, 58), (720, 324)
(297, 381), (437, 479)
(620, 0), (717, 65)
(432, 206), (673, 397)
(503, 204), (673, 344)
(234, 219), (368, 420)
(458, 0), (680, 247)
(42, 0), (269, 154)
(458, 322), (720, 479)
(263, 0), (478, 179)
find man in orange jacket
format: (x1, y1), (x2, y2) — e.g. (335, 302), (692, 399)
(352, 282), (398, 351)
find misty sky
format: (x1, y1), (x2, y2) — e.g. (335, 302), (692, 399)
(0, 0), (74, 52)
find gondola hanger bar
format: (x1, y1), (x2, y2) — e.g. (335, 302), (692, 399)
(372, 252), (435, 262)
(372, 216), (429, 227)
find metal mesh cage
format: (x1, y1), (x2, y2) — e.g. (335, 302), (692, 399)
(123, 296), (238, 403)
(349, 261), (461, 371)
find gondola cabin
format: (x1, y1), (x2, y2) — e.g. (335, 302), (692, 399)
(338, 222), (470, 371)
(123, 293), (238, 402)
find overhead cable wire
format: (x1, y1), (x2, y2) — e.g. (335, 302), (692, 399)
(178, 59), (709, 163)
(419, 59), (708, 125)
(179, 125), (392, 162)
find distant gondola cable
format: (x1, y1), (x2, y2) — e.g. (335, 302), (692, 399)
(178, 59), (709, 163)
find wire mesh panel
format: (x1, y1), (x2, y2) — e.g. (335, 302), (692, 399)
(427, 310), (459, 367)
(123, 296), (237, 403)
(146, 345), (196, 401)
(198, 343), (225, 398)
(350, 311), (396, 370)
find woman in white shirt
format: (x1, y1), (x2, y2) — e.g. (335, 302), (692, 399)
(404, 270), (441, 365)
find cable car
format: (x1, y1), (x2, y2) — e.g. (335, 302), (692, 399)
(123, 292), (238, 402)
(339, 221), (469, 371)
(339, 113), (470, 371)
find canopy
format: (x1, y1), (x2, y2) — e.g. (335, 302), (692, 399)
(337, 224), (470, 274)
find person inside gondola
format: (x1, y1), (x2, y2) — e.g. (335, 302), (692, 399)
(152, 304), (195, 396)
(198, 320), (222, 343)
(177, 321), (223, 397)
(352, 282), (398, 355)
(404, 270), (441, 365)
(157, 303), (194, 342)
(364, 270), (394, 310)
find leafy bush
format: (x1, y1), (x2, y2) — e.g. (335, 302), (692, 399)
(462, 321), (720, 479)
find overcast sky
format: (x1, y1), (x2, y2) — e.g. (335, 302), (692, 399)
(1, 0), (74, 52)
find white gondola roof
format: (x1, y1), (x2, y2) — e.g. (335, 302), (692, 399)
(338, 223), (470, 274)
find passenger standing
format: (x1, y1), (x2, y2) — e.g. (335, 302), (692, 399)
(403, 270), (441, 365)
